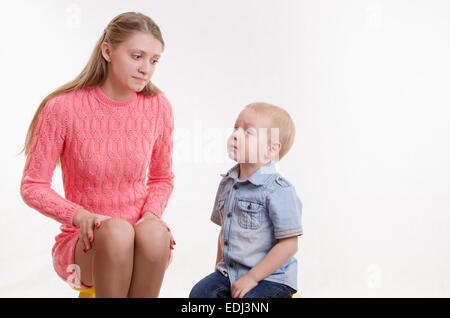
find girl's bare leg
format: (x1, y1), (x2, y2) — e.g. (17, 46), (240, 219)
(74, 240), (94, 288)
(127, 219), (171, 297)
(74, 218), (135, 297)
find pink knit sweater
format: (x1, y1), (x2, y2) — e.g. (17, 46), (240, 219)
(20, 85), (174, 288)
(20, 85), (174, 228)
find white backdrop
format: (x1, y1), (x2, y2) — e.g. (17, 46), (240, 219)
(1, 0), (450, 297)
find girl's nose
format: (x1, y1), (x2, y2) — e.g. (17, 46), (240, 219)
(139, 60), (151, 74)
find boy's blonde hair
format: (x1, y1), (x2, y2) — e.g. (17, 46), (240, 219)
(245, 102), (296, 162)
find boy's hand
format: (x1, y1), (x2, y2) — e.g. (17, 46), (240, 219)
(231, 274), (258, 298)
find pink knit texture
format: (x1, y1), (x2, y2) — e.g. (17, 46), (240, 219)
(20, 85), (174, 288)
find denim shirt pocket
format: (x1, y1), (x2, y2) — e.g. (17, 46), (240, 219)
(237, 199), (264, 229)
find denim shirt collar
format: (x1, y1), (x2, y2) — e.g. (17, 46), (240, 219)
(220, 161), (277, 186)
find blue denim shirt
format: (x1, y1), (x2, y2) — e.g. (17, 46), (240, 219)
(210, 161), (303, 291)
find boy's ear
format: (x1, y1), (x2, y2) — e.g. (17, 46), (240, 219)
(267, 142), (281, 160)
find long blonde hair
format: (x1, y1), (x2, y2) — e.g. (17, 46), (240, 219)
(19, 12), (165, 166)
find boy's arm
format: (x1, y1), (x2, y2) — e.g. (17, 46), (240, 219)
(248, 236), (297, 282)
(231, 236), (298, 298)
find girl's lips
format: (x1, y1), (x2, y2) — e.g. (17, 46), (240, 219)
(133, 77), (146, 82)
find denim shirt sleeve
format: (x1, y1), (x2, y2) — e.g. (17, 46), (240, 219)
(267, 185), (303, 239)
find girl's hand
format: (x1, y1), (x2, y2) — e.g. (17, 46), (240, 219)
(136, 212), (176, 250)
(72, 208), (112, 253)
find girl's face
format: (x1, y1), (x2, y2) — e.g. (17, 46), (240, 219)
(102, 31), (163, 93)
(227, 109), (274, 164)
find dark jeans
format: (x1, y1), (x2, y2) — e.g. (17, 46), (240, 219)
(189, 271), (296, 298)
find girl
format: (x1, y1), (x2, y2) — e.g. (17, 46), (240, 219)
(19, 12), (175, 298)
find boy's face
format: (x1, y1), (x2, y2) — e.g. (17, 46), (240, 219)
(227, 109), (279, 164)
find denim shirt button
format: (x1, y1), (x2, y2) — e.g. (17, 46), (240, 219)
(224, 240), (228, 246)
(227, 213), (232, 218)
(233, 185), (238, 190)
(229, 263), (234, 268)
(247, 203), (252, 209)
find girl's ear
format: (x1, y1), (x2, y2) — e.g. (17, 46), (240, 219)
(101, 42), (112, 62)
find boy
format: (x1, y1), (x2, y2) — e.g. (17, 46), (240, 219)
(190, 102), (303, 298)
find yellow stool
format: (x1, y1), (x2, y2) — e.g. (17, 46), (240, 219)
(292, 293), (303, 298)
(72, 286), (95, 298)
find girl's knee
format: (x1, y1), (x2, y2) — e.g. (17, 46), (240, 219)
(134, 220), (170, 262)
(95, 218), (135, 252)
(135, 219), (170, 244)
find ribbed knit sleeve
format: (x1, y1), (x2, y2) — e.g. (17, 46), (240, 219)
(140, 93), (175, 219)
(20, 96), (84, 226)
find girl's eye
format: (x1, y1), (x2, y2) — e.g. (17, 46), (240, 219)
(152, 59), (159, 65)
(132, 55), (141, 59)
(245, 130), (252, 135)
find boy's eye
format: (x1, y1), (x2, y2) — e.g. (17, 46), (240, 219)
(245, 130), (252, 135)
(132, 54), (141, 59)
(152, 59), (159, 64)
